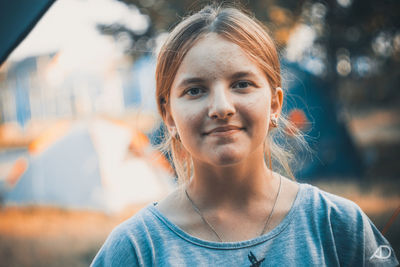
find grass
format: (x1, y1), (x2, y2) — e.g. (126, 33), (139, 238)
(0, 205), (145, 267)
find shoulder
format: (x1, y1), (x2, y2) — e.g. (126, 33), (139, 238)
(298, 183), (399, 266)
(107, 204), (159, 240)
(90, 205), (158, 267)
(299, 182), (372, 237)
(299, 182), (364, 221)
(295, 183), (366, 244)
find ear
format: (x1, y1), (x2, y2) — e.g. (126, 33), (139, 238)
(270, 87), (283, 117)
(164, 105), (177, 137)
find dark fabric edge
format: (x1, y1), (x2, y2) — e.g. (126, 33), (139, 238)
(0, 0), (57, 65)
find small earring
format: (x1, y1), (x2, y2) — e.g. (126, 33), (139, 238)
(270, 116), (278, 128)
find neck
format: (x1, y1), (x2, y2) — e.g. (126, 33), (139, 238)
(187, 149), (277, 210)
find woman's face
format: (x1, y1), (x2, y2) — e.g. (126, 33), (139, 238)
(165, 33), (282, 167)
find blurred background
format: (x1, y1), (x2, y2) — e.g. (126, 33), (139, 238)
(0, 0), (399, 266)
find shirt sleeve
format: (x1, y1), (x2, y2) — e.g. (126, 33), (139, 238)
(90, 226), (140, 267)
(329, 196), (399, 267)
(362, 213), (399, 267)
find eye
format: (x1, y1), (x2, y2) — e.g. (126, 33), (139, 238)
(185, 87), (204, 97)
(232, 81), (253, 89)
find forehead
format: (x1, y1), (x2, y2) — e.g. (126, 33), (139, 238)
(173, 33), (265, 81)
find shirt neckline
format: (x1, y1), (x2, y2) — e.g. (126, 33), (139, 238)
(147, 182), (308, 250)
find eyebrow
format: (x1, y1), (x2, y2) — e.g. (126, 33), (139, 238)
(229, 71), (257, 80)
(176, 71), (258, 88)
(177, 77), (206, 88)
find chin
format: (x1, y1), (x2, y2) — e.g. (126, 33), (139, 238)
(209, 150), (246, 167)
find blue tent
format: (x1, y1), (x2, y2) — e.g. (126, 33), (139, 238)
(281, 61), (363, 180)
(4, 123), (105, 209)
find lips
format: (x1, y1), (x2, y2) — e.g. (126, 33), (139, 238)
(205, 125), (244, 135)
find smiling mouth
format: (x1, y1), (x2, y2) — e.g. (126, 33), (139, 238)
(205, 126), (245, 136)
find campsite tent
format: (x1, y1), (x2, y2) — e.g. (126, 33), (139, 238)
(3, 119), (174, 212)
(280, 62), (363, 179)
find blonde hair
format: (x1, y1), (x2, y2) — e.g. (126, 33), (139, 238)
(155, 5), (307, 184)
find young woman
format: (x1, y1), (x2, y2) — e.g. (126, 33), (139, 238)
(91, 5), (398, 266)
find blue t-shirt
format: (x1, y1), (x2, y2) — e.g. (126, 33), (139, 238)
(91, 183), (399, 266)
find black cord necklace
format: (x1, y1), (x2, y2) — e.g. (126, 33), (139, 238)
(184, 175), (282, 242)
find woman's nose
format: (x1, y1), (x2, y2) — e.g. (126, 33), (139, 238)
(207, 87), (236, 119)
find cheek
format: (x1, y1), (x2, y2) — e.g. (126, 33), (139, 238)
(171, 101), (204, 136)
(173, 111), (205, 157)
(238, 93), (271, 134)
(241, 86), (271, 108)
